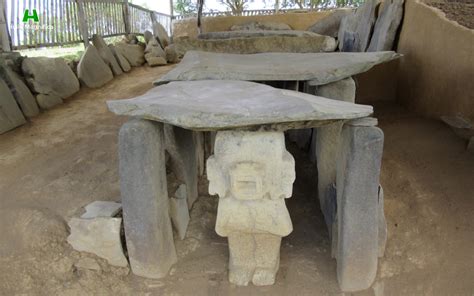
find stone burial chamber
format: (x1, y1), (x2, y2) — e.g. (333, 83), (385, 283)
(107, 80), (384, 290)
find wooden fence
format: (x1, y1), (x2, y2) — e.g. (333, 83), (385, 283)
(173, 8), (338, 20)
(2, 0), (172, 50)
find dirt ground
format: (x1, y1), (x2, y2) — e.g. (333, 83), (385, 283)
(428, 1), (474, 29)
(0, 66), (473, 295)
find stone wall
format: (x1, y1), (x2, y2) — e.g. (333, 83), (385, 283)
(397, 0), (474, 121)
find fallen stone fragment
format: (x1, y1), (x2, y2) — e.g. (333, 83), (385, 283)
(367, 0), (405, 51)
(164, 45), (179, 63)
(338, 0), (379, 52)
(307, 9), (353, 37)
(81, 201), (122, 219)
(153, 22), (170, 48)
(1, 66), (39, 117)
(115, 43), (145, 67)
(169, 197), (189, 240)
(0, 78), (26, 134)
(92, 34), (123, 76)
(154, 51), (399, 86)
(108, 44), (131, 72)
(67, 217), (128, 267)
(441, 115), (474, 140)
(146, 56), (167, 67)
(75, 257), (101, 271)
(77, 45), (114, 88)
(36, 93), (63, 110)
(174, 35), (337, 56)
(22, 57), (80, 99)
(230, 21), (291, 31)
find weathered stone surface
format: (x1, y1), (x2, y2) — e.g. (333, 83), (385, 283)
(164, 45), (179, 63)
(22, 57), (80, 98)
(154, 51), (399, 86)
(153, 22), (170, 48)
(81, 201), (122, 219)
(145, 38), (166, 58)
(336, 124), (384, 292)
(145, 56), (167, 67)
(367, 0), (404, 51)
(338, 0), (379, 52)
(164, 125), (198, 208)
(0, 78), (26, 134)
(315, 78), (356, 232)
(92, 34), (123, 76)
(108, 80), (373, 131)
(108, 44), (131, 72)
(169, 196), (189, 240)
(198, 30), (325, 39)
(119, 119), (177, 278)
(378, 185), (387, 258)
(36, 93), (63, 110)
(77, 45), (114, 88)
(307, 9), (353, 37)
(173, 35), (337, 56)
(207, 131), (295, 286)
(230, 21), (291, 31)
(143, 30), (153, 44)
(1, 66), (39, 117)
(115, 43), (145, 67)
(67, 217), (128, 267)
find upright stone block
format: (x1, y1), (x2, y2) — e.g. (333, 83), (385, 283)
(164, 124), (199, 209)
(119, 119), (177, 279)
(314, 77), (356, 230)
(335, 124), (384, 292)
(207, 131), (295, 286)
(0, 78), (26, 134)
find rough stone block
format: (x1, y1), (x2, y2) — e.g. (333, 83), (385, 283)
(115, 43), (145, 67)
(164, 124), (199, 209)
(36, 93), (63, 110)
(1, 66), (39, 117)
(22, 56), (80, 99)
(169, 196), (189, 240)
(92, 34), (123, 76)
(77, 45), (113, 88)
(335, 124), (384, 292)
(367, 0), (405, 52)
(119, 119), (177, 278)
(307, 9), (353, 38)
(0, 78), (26, 134)
(108, 44), (131, 72)
(67, 217), (128, 267)
(152, 22), (170, 48)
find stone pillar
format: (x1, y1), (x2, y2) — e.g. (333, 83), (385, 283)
(164, 124), (199, 209)
(207, 131), (295, 286)
(119, 119), (177, 279)
(314, 77), (356, 232)
(335, 120), (384, 291)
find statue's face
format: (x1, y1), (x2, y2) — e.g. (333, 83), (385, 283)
(229, 162), (265, 201)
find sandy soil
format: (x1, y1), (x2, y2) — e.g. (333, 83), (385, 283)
(0, 66), (473, 295)
(428, 1), (474, 29)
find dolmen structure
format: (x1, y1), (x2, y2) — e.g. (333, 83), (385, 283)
(108, 50), (399, 292)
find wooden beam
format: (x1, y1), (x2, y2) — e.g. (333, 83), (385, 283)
(0, 0), (11, 51)
(122, 0), (130, 35)
(76, 0), (89, 48)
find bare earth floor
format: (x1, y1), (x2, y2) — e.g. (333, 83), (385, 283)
(0, 66), (473, 295)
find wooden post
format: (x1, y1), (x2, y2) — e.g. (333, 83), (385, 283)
(76, 0), (89, 48)
(275, 0), (280, 13)
(0, 0), (11, 51)
(122, 0), (130, 35)
(169, 0), (173, 37)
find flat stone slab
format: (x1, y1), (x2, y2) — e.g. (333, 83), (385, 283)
(108, 80), (373, 131)
(173, 35), (337, 56)
(154, 51), (399, 86)
(198, 30), (326, 39)
(81, 201), (122, 219)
